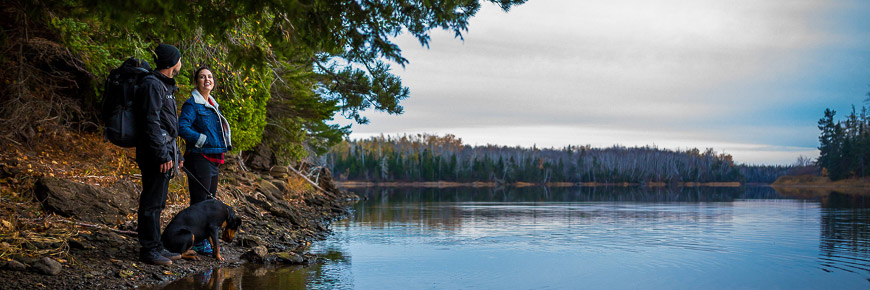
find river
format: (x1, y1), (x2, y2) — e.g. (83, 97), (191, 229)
(156, 186), (870, 289)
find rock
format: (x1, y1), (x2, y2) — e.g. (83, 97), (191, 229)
(252, 266), (268, 276)
(2, 260), (26, 271)
(240, 246), (268, 263)
(272, 251), (304, 264)
(67, 238), (93, 250)
(31, 257), (62, 275)
(242, 143), (278, 171)
(257, 180), (282, 197)
(33, 177), (139, 224)
(249, 181), (303, 226)
(270, 166), (289, 174)
(239, 235), (267, 248)
(316, 167), (340, 194)
(269, 166), (289, 178)
(13, 255), (38, 265)
(272, 180), (288, 193)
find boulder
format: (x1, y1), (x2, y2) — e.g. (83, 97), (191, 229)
(33, 177), (139, 225)
(238, 235), (267, 248)
(242, 143), (277, 171)
(316, 167), (339, 194)
(256, 180), (282, 198)
(240, 246), (268, 263)
(31, 257), (62, 275)
(269, 166), (289, 178)
(271, 251), (304, 264)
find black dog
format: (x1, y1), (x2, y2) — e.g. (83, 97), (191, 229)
(161, 199), (242, 261)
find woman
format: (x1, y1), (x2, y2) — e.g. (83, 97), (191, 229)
(178, 65), (232, 204)
(178, 66), (232, 254)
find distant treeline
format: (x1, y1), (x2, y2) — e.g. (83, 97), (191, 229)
(817, 103), (870, 180)
(325, 134), (790, 184)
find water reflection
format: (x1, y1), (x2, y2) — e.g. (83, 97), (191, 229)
(818, 193), (870, 276)
(770, 187), (870, 280)
(150, 264), (310, 290)
(349, 186), (747, 230)
(352, 186), (749, 204)
(158, 186), (870, 289)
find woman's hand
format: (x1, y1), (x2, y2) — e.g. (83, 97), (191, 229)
(160, 160), (173, 173)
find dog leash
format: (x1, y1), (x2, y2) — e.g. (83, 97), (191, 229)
(180, 166), (234, 237)
(181, 166), (224, 204)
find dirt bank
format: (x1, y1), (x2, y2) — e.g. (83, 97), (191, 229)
(772, 175), (870, 190)
(771, 175), (870, 200)
(0, 132), (356, 289)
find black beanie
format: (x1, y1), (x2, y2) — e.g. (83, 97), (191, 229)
(154, 44), (180, 70)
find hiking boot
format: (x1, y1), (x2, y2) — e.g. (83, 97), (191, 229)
(140, 249), (172, 265)
(159, 248), (182, 260)
(192, 240), (213, 256)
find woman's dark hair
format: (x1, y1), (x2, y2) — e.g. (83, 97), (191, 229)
(192, 65), (213, 85)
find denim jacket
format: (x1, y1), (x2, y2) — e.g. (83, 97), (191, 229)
(178, 89), (232, 154)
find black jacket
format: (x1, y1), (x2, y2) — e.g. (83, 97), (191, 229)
(134, 71), (181, 165)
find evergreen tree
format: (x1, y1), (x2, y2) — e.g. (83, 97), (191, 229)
(22, 0), (527, 157)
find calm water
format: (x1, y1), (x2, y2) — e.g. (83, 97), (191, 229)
(157, 186), (870, 289)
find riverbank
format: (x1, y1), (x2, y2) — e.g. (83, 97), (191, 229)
(0, 131), (355, 289)
(335, 180), (743, 188)
(771, 175), (870, 198)
(772, 175), (870, 188)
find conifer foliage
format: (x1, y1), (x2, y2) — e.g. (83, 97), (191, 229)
(816, 100), (870, 180)
(3, 0), (526, 156)
(327, 134), (790, 184)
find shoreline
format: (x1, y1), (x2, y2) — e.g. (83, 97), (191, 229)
(335, 180), (745, 188)
(0, 132), (355, 290)
(771, 175), (870, 189)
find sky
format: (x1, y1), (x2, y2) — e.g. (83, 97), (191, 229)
(336, 0), (870, 165)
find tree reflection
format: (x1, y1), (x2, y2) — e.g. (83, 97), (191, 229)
(818, 192), (870, 274)
(341, 186), (748, 230)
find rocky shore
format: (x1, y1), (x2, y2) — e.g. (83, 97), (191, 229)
(0, 132), (357, 289)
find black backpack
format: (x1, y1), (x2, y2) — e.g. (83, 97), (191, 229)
(101, 57), (152, 147)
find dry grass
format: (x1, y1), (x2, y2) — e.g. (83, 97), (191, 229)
(772, 175), (870, 188)
(0, 131), (196, 261)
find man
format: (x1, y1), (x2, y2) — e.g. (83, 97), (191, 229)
(135, 43), (184, 265)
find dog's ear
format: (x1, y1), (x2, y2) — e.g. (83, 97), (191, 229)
(226, 205), (242, 229)
(231, 215), (243, 229)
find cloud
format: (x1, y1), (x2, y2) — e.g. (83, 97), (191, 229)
(338, 0), (870, 165)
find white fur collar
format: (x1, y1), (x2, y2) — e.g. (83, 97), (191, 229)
(191, 89), (218, 110)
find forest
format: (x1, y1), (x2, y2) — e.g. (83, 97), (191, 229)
(817, 100), (870, 181)
(0, 0), (526, 160)
(326, 134), (791, 184)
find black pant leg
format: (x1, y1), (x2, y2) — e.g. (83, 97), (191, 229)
(137, 162), (170, 252)
(185, 153), (219, 205)
(208, 169), (219, 197)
